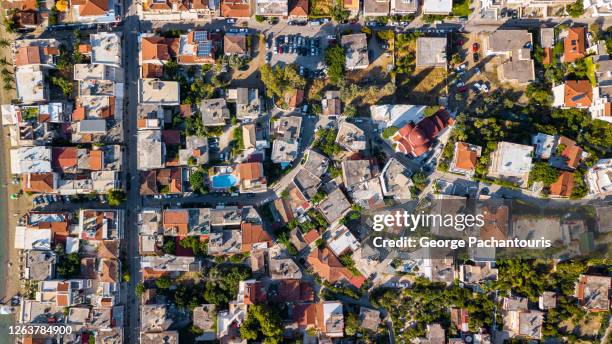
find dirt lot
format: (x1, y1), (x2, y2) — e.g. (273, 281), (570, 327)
(397, 67), (448, 105)
(309, 0), (334, 16)
(559, 314), (604, 339)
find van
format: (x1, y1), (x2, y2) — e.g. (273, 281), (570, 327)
(302, 104), (308, 114)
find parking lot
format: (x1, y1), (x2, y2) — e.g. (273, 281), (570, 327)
(266, 23), (337, 70)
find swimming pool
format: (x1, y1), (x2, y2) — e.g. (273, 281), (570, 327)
(211, 174), (238, 189)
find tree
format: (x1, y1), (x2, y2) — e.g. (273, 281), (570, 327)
(382, 126), (398, 139)
(0, 39), (10, 48)
(135, 283), (145, 296)
(526, 83), (553, 105)
(255, 15), (265, 22)
(162, 238), (176, 255)
(343, 104), (357, 117)
(530, 162), (561, 187)
(56, 252), (80, 278)
(107, 189), (126, 206)
(324, 44), (346, 84)
(51, 76), (73, 97)
(155, 276), (172, 289)
(179, 236), (208, 256)
(330, 0), (350, 22)
(567, 0), (584, 17)
(260, 64), (305, 99)
(240, 304), (284, 343)
(189, 169), (208, 194)
(204, 265), (251, 308)
(411, 171), (427, 191)
(344, 312), (360, 336)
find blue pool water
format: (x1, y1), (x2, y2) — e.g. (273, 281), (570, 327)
(212, 174), (238, 189)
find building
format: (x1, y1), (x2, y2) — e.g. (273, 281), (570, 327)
(288, 0), (308, 17)
(271, 139), (299, 165)
(200, 98), (230, 126)
(326, 224), (360, 256)
(487, 142), (533, 188)
(363, 0), (390, 16)
(586, 158), (612, 196)
(317, 188), (351, 224)
(416, 37), (447, 69)
(563, 27), (586, 63)
(422, 0), (452, 14)
(91, 32), (122, 67)
(302, 150), (329, 177)
(224, 32), (248, 56)
(391, 109), (452, 157)
(532, 133), (556, 160)
(177, 31), (215, 64)
(70, 0), (117, 23)
(380, 158), (412, 200)
(449, 142), (482, 176)
(137, 130), (165, 170)
(193, 305), (216, 341)
(370, 104), (427, 129)
(336, 121), (366, 152)
(237, 162), (267, 193)
(221, 0), (253, 17)
(228, 88), (262, 120)
(341, 34), (369, 70)
(139, 79), (180, 105)
(341, 160), (374, 190)
(307, 248), (364, 288)
(391, 0), (418, 14)
(322, 91), (341, 117)
(549, 171), (574, 197)
(552, 80), (593, 108)
(255, 0), (288, 16)
(575, 274), (611, 311)
(483, 30), (535, 84)
(273, 116), (302, 140)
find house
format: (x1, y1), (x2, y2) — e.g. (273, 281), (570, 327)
(549, 171), (574, 197)
(341, 34), (369, 70)
(140, 35), (178, 65)
(78, 209), (124, 240)
(25, 250), (56, 281)
(553, 80), (593, 108)
(503, 310), (543, 339)
(70, 0), (117, 23)
(288, 0), (308, 17)
(224, 32), (248, 56)
(416, 37), (447, 69)
(449, 142), (482, 176)
(139, 79), (180, 105)
(391, 109), (452, 157)
(575, 274), (611, 311)
(207, 230), (242, 255)
(137, 130), (165, 170)
(563, 27), (586, 63)
(141, 332), (179, 344)
(322, 91), (341, 116)
(14, 40), (61, 68)
(451, 308), (469, 332)
(228, 88), (262, 120)
(391, 0), (417, 14)
(240, 222), (272, 252)
(483, 30), (535, 84)
(550, 136), (583, 170)
(141, 255), (201, 275)
(341, 159), (374, 190)
(459, 262), (498, 286)
(308, 247), (364, 287)
(586, 158), (612, 196)
(422, 0), (451, 14)
(294, 168), (321, 199)
(237, 162), (267, 193)
(162, 208), (210, 236)
(193, 305), (216, 341)
(242, 123), (268, 154)
(370, 104), (427, 129)
(271, 138), (299, 165)
(255, 0), (288, 16)
(487, 142), (533, 188)
(140, 304), (173, 332)
(532, 133), (556, 159)
(336, 121), (366, 152)
(359, 307), (381, 332)
(350, 177), (385, 209)
(221, 0), (253, 17)
(317, 188), (351, 224)
(380, 158), (412, 200)
(317, 302), (344, 337)
(91, 32), (122, 67)
(363, 0), (390, 16)
(179, 136), (209, 165)
(326, 224), (360, 256)
(140, 168), (185, 195)
(15, 66), (48, 104)
(200, 98), (230, 126)
(539, 292), (557, 310)
(343, 0), (359, 13)
(284, 89), (304, 110)
(302, 150), (329, 177)
(177, 31), (215, 64)
(273, 116), (302, 140)
(10, 146), (52, 174)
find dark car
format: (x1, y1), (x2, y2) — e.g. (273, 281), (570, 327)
(473, 52), (479, 62)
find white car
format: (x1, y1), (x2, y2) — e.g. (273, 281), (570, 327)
(481, 84), (490, 92)
(456, 81), (465, 87)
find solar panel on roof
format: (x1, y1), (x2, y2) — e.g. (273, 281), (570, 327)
(197, 41), (212, 57)
(193, 31), (208, 42)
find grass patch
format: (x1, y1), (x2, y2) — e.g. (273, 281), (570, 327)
(585, 57), (596, 86)
(452, 0), (470, 17)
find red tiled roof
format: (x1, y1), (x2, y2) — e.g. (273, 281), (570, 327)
(392, 109), (452, 157)
(307, 247), (363, 288)
(163, 209), (189, 236)
(454, 142), (478, 172)
(52, 147), (78, 171)
(221, 0), (251, 17)
(564, 27), (586, 63)
(564, 80), (592, 108)
(240, 222), (272, 252)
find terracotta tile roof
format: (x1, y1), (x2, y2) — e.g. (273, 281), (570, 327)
(221, 0), (251, 17)
(238, 162), (263, 181)
(141, 37), (178, 62)
(23, 173), (55, 193)
(564, 27), (586, 63)
(292, 303), (317, 327)
(140, 170), (158, 195)
(56, 294), (69, 306)
(307, 247), (363, 288)
(52, 147), (78, 171)
(163, 209), (189, 236)
(89, 150), (104, 170)
(99, 259), (119, 283)
(223, 34), (247, 55)
(72, 106), (85, 121)
(142, 63), (164, 78)
(302, 229), (320, 244)
(557, 136), (582, 169)
(240, 222), (272, 252)
(564, 80), (592, 108)
(454, 142), (478, 171)
(479, 205), (509, 240)
(98, 240), (119, 259)
(549, 171), (574, 197)
(15, 46), (41, 66)
(288, 0), (308, 16)
(79, 44), (92, 53)
(392, 109), (452, 157)
(274, 279), (314, 303)
(157, 168), (183, 193)
(285, 89), (304, 109)
(543, 47), (552, 65)
(73, 0), (109, 16)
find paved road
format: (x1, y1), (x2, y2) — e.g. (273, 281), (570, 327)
(122, 0), (142, 341)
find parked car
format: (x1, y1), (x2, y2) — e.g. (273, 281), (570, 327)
(456, 81), (465, 87)
(473, 52), (480, 62)
(481, 84), (490, 92)
(226, 18), (236, 24)
(472, 42), (479, 52)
